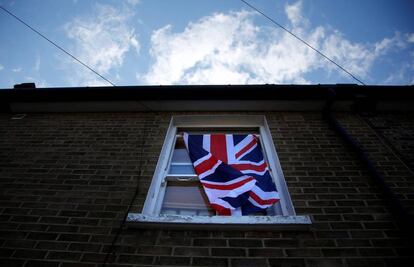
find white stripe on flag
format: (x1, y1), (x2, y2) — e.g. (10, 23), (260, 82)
(203, 178), (256, 199)
(209, 197), (235, 210)
(248, 196), (271, 209)
(204, 180), (256, 199)
(200, 175), (252, 186)
(223, 178), (256, 198)
(202, 134), (211, 152)
(193, 153), (212, 167)
(226, 134), (236, 164)
(236, 159), (265, 166)
(237, 143), (257, 160)
(234, 135), (253, 153)
(239, 168), (269, 176)
(198, 159), (222, 179)
(251, 185), (280, 200)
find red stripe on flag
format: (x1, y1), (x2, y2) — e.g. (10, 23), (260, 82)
(211, 134), (228, 163)
(194, 155), (219, 175)
(231, 162), (267, 172)
(202, 177), (255, 190)
(235, 138), (256, 159)
(249, 191), (279, 205)
(210, 204), (231, 216)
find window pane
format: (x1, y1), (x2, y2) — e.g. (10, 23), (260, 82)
(161, 181), (214, 216)
(171, 148), (192, 163)
(169, 164), (195, 174)
(169, 147), (195, 174)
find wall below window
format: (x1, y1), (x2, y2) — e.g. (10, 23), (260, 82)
(0, 111), (412, 266)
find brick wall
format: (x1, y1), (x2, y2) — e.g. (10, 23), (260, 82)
(360, 112), (414, 177)
(0, 112), (412, 267)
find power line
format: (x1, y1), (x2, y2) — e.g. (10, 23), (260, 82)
(0, 5), (116, 87)
(240, 0), (366, 86)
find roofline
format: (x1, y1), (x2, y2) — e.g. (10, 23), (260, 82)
(1, 84), (413, 112)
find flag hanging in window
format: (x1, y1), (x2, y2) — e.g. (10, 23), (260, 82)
(183, 133), (280, 215)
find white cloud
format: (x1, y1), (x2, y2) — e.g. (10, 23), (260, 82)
(379, 33), (414, 84)
(285, 1), (305, 27)
(383, 62), (413, 85)
(64, 4), (140, 86)
(12, 67), (22, 72)
(142, 1), (409, 85)
(125, 0), (141, 6)
(0, 64), (3, 71)
(408, 33), (414, 43)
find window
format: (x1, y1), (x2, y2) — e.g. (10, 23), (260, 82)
(161, 136), (214, 216)
(128, 115), (311, 229)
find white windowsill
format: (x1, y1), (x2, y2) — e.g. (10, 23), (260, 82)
(126, 213), (312, 231)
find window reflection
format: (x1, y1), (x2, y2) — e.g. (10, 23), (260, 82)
(161, 181), (214, 216)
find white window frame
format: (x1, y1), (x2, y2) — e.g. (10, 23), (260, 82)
(127, 115), (311, 229)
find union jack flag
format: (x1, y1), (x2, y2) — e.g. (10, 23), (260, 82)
(183, 133), (280, 215)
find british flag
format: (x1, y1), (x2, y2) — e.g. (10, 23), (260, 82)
(183, 133), (280, 215)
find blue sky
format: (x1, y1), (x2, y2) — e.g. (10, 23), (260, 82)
(0, 0), (413, 88)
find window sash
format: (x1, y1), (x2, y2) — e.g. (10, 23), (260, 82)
(161, 180), (214, 216)
(142, 115), (296, 217)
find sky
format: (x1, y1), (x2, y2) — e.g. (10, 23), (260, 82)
(0, 0), (413, 88)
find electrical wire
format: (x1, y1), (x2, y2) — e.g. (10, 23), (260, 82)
(0, 5), (116, 87)
(240, 0), (366, 86)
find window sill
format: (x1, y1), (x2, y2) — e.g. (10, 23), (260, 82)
(126, 213), (312, 231)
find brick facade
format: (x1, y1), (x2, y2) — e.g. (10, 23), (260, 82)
(0, 111), (413, 266)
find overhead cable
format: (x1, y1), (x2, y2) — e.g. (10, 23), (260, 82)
(0, 6), (116, 87)
(240, 0), (366, 85)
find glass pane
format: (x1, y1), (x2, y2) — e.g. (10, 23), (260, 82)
(161, 181), (214, 216)
(169, 164), (195, 174)
(171, 149), (192, 163)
